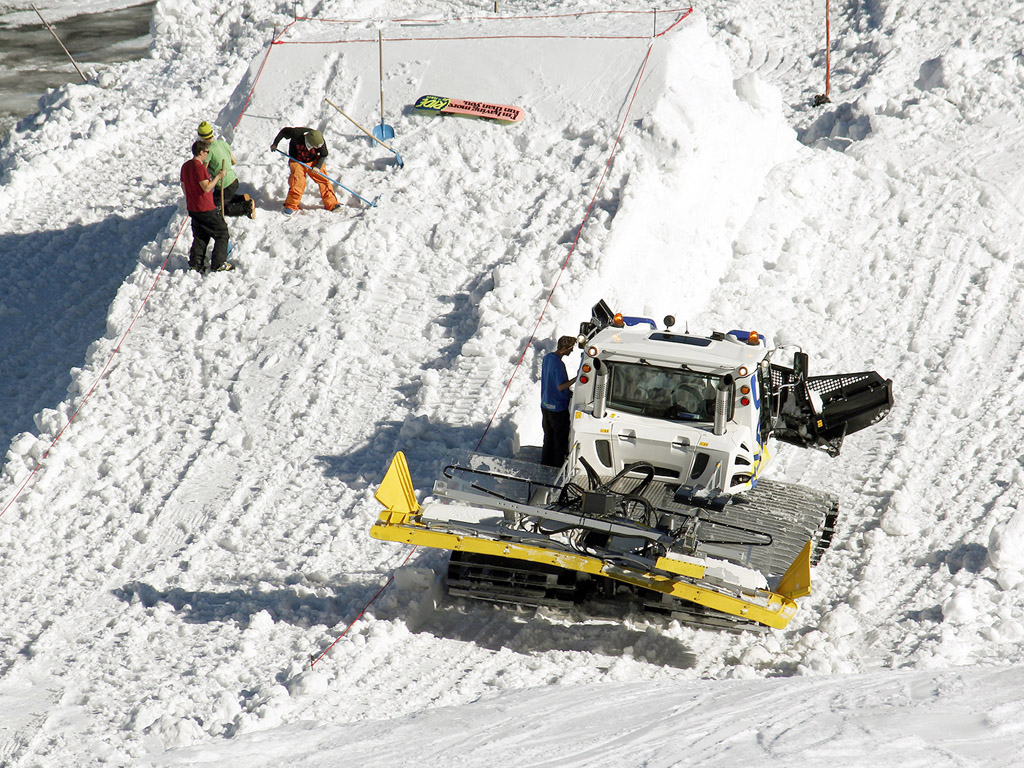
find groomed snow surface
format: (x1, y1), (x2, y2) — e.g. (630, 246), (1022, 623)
(3, 0), (1024, 765)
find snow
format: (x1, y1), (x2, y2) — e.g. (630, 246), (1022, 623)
(2, 0), (1024, 764)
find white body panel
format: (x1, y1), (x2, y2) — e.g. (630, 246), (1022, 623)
(570, 323), (772, 494)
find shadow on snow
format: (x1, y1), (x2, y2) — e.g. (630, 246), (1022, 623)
(0, 206), (175, 452)
(114, 578), (377, 631)
(315, 415), (519, 493)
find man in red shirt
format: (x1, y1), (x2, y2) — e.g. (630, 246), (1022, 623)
(270, 127), (339, 214)
(180, 140), (232, 273)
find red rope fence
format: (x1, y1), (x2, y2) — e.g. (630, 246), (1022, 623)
(267, 6), (693, 45)
(310, 547), (417, 668)
(234, 16), (303, 129)
(312, 7), (691, 24)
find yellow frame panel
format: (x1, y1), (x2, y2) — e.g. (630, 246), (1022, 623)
(370, 452), (804, 630)
(371, 518), (798, 629)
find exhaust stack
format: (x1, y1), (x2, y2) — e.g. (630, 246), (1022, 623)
(714, 375), (733, 436)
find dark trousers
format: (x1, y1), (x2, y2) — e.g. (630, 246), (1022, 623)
(187, 209), (229, 273)
(217, 180), (251, 217)
(541, 408), (571, 468)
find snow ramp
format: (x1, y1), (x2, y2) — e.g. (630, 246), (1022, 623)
(223, 8), (801, 450)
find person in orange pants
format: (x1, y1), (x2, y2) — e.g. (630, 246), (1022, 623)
(270, 127), (339, 213)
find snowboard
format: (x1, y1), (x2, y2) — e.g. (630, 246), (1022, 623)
(413, 95), (524, 123)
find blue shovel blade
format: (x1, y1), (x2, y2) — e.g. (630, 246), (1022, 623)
(373, 122), (395, 141)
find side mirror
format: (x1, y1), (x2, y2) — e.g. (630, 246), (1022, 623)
(794, 352), (809, 382)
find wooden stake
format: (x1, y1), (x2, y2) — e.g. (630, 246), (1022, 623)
(825, 0), (832, 99)
(378, 31), (385, 130)
(813, 0), (832, 105)
(31, 4), (87, 83)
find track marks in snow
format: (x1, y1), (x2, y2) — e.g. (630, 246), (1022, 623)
(732, 111), (1024, 669)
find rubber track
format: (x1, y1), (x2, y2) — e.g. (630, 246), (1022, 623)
(446, 551), (767, 632)
(617, 476), (840, 578)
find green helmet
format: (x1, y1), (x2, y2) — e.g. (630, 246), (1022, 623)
(305, 129), (324, 149)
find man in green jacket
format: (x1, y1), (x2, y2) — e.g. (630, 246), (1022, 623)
(198, 121), (255, 219)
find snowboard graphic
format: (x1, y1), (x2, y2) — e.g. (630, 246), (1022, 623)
(414, 95), (524, 123)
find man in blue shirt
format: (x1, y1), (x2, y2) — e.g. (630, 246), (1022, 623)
(540, 335), (578, 467)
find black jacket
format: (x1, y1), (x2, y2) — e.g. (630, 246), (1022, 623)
(272, 127), (328, 169)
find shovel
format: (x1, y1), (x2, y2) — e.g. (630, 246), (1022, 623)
(325, 97), (403, 168)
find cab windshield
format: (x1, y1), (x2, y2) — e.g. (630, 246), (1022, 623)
(605, 362), (721, 422)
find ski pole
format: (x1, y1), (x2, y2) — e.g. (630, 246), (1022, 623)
(324, 97), (403, 168)
(273, 148), (381, 208)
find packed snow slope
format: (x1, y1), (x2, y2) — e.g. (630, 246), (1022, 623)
(3, 0), (1024, 764)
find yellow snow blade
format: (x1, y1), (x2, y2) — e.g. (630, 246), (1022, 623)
(373, 451), (420, 524)
(653, 555), (706, 580)
(370, 451), (801, 629)
(370, 519), (799, 629)
(776, 540), (813, 599)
